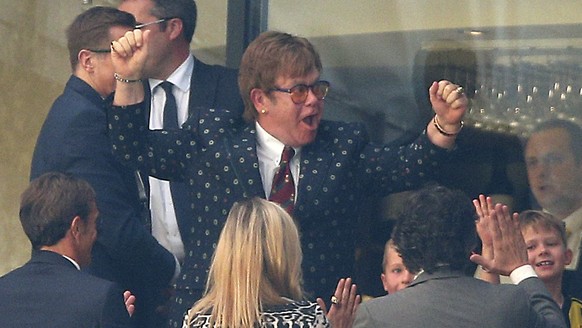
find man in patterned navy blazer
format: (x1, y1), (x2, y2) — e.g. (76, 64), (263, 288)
(107, 29), (467, 325)
(0, 173), (133, 328)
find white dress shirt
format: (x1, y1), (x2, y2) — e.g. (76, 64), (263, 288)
(255, 122), (300, 200)
(562, 206), (582, 270)
(147, 54), (194, 264)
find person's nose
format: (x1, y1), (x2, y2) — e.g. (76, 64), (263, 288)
(303, 87), (320, 106)
(538, 245), (549, 256)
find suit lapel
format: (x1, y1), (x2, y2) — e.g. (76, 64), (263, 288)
(223, 126), (264, 199)
(143, 79), (152, 124)
(296, 137), (333, 206)
(187, 58), (218, 129)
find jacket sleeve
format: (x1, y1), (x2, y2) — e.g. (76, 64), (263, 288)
(518, 277), (567, 328)
(62, 108), (176, 288)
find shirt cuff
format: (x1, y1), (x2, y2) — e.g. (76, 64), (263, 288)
(509, 264), (537, 284)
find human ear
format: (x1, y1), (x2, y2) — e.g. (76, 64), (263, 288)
(250, 88), (268, 115)
(564, 248), (573, 265)
(78, 50), (94, 72)
(167, 18), (183, 40)
(70, 216), (83, 239)
(380, 273), (389, 292)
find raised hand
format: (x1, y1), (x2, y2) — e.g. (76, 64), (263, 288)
(470, 203), (528, 276)
(110, 29), (150, 106)
(123, 290), (136, 317)
(429, 80), (468, 127)
(473, 194), (495, 249)
(111, 29), (150, 82)
(316, 277), (360, 328)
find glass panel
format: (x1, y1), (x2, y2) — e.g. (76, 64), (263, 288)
(268, 0), (582, 297)
(192, 0), (228, 65)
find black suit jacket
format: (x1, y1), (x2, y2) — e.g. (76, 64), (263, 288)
(0, 250), (131, 328)
(30, 75), (175, 327)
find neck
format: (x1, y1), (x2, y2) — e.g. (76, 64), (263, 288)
(543, 277), (564, 307)
(547, 201), (582, 220)
(40, 243), (78, 265)
(155, 44), (190, 80)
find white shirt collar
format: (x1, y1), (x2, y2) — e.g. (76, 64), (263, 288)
(563, 206), (582, 232)
(148, 54), (194, 93)
(61, 254), (81, 270)
(561, 206), (582, 270)
(256, 122), (286, 163)
(255, 122), (301, 198)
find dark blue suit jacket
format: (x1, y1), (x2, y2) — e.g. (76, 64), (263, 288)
(108, 103), (450, 322)
(0, 250), (131, 328)
(30, 75), (175, 327)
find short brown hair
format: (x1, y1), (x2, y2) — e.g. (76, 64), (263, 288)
(66, 6), (135, 71)
(148, 0), (197, 43)
(518, 210), (567, 247)
(19, 172), (96, 249)
(238, 31), (322, 123)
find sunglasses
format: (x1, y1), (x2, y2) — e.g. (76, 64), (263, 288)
(270, 80), (330, 104)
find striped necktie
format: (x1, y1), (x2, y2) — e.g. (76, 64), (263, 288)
(269, 146), (295, 214)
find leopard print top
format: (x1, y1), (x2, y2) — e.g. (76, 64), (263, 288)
(182, 300), (329, 327)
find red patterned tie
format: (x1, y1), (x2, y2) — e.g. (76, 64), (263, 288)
(269, 146), (295, 214)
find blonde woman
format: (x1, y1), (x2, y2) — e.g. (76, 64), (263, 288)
(182, 197), (359, 328)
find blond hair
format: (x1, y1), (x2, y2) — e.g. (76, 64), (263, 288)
(187, 197), (305, 327)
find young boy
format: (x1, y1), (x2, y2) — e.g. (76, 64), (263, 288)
(519, 210), (582, 327)
(475, 194), (581, 327)
(380, 239), (414, 294)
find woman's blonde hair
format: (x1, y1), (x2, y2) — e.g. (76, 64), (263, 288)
(187, 197), (305, 327)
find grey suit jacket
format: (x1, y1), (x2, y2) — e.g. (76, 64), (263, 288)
(354, 270), (566, 328)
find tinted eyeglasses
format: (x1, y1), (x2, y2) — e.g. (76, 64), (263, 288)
(270, 80), (330, 104)
(135, 17), (176, 29)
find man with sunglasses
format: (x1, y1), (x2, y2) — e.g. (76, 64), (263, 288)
(108, 29), (467, 326)
(116, 3), (244, 320)
(30, 7), (177, 328)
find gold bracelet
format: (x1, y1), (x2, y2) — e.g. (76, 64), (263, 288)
(114, 72), (142, 83)
(433, 115), (463, 137)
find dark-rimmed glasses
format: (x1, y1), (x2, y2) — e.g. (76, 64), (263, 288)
(135, 17), (176, 29)
(87, 48), (111, 53)
(270, 80), (330, 104)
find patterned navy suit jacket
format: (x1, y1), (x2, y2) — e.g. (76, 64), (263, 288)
(142, 57), (244, 248)
(109, 105), (450, 316)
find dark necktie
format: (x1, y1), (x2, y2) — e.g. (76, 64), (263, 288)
(160, 81), (179, 129)
(269, 146), (296, 214)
